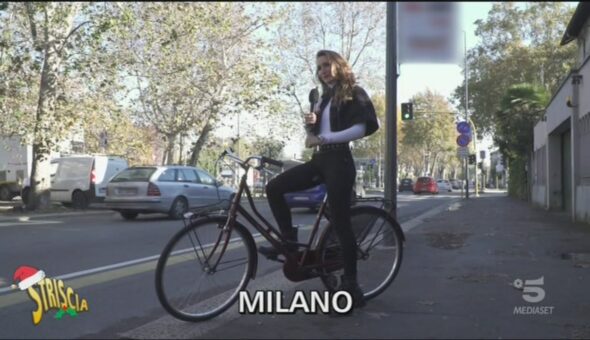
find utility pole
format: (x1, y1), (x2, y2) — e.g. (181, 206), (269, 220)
(385, 2), (398, 219)
(463, 30), (470, 199)
(469, 116), (479, 197)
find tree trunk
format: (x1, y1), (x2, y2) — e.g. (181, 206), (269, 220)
(429, 153), (440, 178)
(165, 133), (177, 165)
(189, 120), (213, 167)
(27, 4), (80, 211)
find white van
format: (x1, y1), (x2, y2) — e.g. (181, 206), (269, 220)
(50, 155), (128, 209)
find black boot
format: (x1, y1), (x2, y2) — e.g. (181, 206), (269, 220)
(258, 228), (298, 259)
(340, 276), (366, 309)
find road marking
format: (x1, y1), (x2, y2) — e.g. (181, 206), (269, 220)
(0, 220), (62, 228)
(121, 269), (303, 339)
(0, 224), (316, 309)
(0, 197), (459, 310)
(400, 198), (463, 232)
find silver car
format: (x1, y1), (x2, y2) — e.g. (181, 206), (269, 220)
(105, 165), (235, 220)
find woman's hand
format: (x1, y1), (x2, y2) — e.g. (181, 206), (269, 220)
(305, 133), (323, 148)
(304, 112), (317, 125)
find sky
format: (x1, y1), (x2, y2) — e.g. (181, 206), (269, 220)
(279, 2), (495, 160)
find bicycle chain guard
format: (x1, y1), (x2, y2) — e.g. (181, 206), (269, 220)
(282, 248), (343, 282)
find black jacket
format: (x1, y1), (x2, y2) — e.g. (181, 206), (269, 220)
(311, 85), (379, 137)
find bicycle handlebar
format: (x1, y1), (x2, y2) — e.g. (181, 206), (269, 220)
(260, 156), (283, 168)
(220, 149), (283, 171)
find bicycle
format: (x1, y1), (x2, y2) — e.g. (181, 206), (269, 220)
(155, 149), (405, 322)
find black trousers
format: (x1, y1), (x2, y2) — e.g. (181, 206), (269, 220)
(266, 148), (358, 279)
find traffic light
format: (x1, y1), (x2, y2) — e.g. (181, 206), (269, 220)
(478, 161), (483, 170)
(468, 154), (476, 165)
(401, 102), (414, 121)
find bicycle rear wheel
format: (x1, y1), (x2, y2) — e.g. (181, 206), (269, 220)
(318, 206), (404, 300)
(155, 216), (256, 322)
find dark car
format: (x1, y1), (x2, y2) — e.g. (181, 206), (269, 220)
(284, 184), (327, 211)
(398, 178), (414, 192)
(413, 176), (438, 194)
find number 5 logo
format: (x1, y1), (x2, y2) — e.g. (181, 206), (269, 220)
(514, 277), (545, 303)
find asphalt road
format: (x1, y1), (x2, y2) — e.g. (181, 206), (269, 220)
(0, 191), (461, 338)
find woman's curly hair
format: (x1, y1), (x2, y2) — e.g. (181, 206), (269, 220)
(316, 50), (356, 109)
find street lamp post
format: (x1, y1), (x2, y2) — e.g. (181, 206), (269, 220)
(467, 116), (479, 197)
(463, 30), (470, 199)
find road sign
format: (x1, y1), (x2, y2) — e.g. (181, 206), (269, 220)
(457, 146), (468, 158)
(456, 121), (471, 134)
(456, 134), (471, 147)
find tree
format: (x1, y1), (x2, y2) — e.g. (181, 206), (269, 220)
(495, 83), (549, 200)
(0, 3), (115, 210)
(109, 3), (284, 166)
(401, 90), (456, 178)
(351, 93), (401, 187)
(452, 2), (576, 136)
(270, 2), (386, 155)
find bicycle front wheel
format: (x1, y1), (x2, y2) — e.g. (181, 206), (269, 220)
(319, 206), (404, 300)
(155, 216), (256, 322)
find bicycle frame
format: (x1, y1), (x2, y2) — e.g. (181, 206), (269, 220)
(193, 150), (403, 280)
(219, 156), (329, 267)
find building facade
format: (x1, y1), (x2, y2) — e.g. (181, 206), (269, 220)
(532, 3), (590, 223)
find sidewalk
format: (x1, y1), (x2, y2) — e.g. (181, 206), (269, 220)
(121, 193), (590, 339)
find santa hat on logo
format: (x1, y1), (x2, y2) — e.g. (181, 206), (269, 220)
(11, 265), (46, 291)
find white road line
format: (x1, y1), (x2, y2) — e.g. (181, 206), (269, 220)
(400, 198), (463, 232)
(0, 220), (62, 228)
(0, 198), (457, 297)
(0, 231), (267, 295)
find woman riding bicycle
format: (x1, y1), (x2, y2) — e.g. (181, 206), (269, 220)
(258, 49), (379, 309)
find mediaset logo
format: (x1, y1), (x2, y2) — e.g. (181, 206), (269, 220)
(238, 290), (353, 315)
(512, 276), (554, 315)
(11, 265), (89, 325)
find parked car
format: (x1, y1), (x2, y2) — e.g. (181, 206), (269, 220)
(104, 165), (235, 220)
(450, 179), (461, 190)
(413, 177), (438, 194)
(284, 184), (327, 212)
(436, 179), (453, 192)
(284, 183), (358, 212)
(398, 178), (414, 192)
(50, 155), (128, 209)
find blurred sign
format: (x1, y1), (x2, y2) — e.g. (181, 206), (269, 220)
(398, 2), (460, 63)
(496, 164), (504, 173)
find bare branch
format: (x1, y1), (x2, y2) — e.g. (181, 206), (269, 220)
(56, 20), (91, 56)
